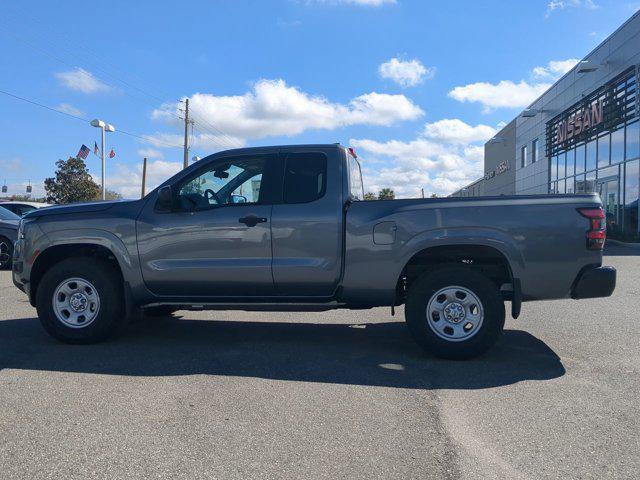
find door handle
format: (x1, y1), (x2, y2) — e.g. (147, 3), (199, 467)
(238, 215), (267, 227)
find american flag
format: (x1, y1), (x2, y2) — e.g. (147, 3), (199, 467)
(77, 144), (90, 159)
(94, 142), (99, 156)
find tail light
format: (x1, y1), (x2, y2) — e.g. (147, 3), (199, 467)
(578, 207), (606, 250)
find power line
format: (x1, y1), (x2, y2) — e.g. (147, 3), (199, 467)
(0, 88), (182, 149)
(0, 88), (87, 122)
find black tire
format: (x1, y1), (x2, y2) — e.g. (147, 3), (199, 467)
(405, 266), (505, 360)
(36, 257), (126, 344)
(0, 236), (13, 270)
(143, 305), (179, 317)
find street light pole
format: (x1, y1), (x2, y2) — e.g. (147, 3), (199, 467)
(90, 119), (115, 200)
(100, 125), (105, 199)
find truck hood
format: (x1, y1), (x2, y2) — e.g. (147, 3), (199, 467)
(24, 199), (137, 218)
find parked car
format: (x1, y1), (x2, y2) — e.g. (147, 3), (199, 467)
(0, 201), (51, 217)
(12, 144), (616, 359)
(0, 207), (19, 270)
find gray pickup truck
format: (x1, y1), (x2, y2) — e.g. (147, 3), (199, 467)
(12, 144), (616, 359)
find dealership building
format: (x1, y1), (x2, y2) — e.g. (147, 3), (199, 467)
(452, 10), (640, 241)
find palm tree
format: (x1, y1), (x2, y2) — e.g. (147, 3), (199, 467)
(378, 188), (395, 200)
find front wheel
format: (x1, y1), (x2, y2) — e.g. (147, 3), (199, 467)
(36, 258), (126, 344)
(405, 267), (505, 360)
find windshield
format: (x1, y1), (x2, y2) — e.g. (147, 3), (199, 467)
(0, 206), (20, 220)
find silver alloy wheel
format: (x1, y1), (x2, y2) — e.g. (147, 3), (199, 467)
(426, 285), (484, 342)
(52, 277), (101, 328)
(0, 240), (10, 267)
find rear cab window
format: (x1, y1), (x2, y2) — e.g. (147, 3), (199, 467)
(283, 152), (327, 204)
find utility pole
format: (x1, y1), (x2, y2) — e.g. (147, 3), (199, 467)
(421, 188), (425, 198)
(183, 98), (190, 170)
(141, 157), (147, 199)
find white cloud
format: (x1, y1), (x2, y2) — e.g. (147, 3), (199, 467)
(108, 160), (182, 198)
(423, 119), (497, 144)
(532, 58), (580, 79)
(378, 58), (435, 87)
(350, 117), (494, 197)
(448, 80), (551, 112)
(151, 79), (423, 144)
(546, 0), (598, 16)
(142, 131), (245, 152)
(55, 68), (111, 94)
(56, 103), (84, 117)
(137, 148), (165, 161)
(305, 0), (396, 6)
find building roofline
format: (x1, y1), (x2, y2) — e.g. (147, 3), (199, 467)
(522, 8), (640, 112)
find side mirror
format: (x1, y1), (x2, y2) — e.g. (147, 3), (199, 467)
(231, 194), (247, 204)
(155, 185), (174, 212)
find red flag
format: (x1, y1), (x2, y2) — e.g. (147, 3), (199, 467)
(109, 149), (115, 158)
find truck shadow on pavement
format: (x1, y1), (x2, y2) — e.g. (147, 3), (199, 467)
(0, 316), (565, 390)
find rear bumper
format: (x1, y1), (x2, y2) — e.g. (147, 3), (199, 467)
(572, 266), (616, 299)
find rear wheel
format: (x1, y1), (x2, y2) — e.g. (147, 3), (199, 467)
(405, 266), (505, 360)
(36, 258), (126, 343)
(0, 236), (13, 270)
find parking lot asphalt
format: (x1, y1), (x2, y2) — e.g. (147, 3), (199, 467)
(0, 245), (638, 480)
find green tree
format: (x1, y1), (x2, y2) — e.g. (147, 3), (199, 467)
(430, 193), (438, 198)
(44, 157), (100, 204)
(363, 192), (377, 200)
(378, 188), (395, 200)
(101, 189), (123, 201)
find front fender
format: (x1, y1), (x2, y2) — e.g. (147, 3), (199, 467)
(30, 227), (146, 301)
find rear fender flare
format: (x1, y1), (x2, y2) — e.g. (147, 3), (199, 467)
(396, 227), (524, 284)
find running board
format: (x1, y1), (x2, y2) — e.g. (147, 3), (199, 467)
(144, 302), (348, 312)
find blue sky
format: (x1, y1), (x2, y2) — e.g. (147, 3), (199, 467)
(0, 0), (638, 198)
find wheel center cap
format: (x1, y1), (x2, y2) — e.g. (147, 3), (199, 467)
(443, 302), (466, 323)
(69, 293), (88, 312)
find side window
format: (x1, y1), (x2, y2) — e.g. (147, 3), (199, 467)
(348, 153), (364, 200)
(283, 152), (327, 204)
(177, 156), (266, 211)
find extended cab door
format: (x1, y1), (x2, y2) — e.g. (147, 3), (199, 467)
(136, 153), (278, 297)
(270, 148), (345, 297)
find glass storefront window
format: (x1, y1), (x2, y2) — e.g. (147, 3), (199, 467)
(623, 160), (639, 240)
(551, 155), (558, 180)
(575, 143), (585, 174)
(598, 134), (610, 168)
(558, 152), (566, 179)
(611, 127), (624, 164)
(586, 139), (597, 171)
(627, 122), (639, 160)
(566, 176), (575, 194)
(585, 170), (596, 194)
(566, 149), (575, 177)
(576, 174), (586, 193)
(598, 165), (619, 181)
(558, 178), (566, 194)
